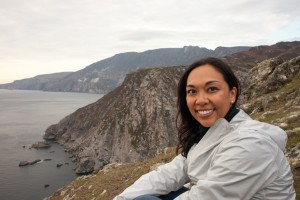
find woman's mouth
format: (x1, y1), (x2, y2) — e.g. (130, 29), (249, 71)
(197, 109), (214, 117)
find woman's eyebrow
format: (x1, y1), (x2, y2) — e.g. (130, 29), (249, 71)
(186, 80), (221, 87)
(186, 84), (195, 87)
(206, 80), (221, 85)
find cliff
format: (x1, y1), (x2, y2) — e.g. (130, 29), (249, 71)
(44, 66), (185, 174)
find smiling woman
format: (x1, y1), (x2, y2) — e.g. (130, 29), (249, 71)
(113, 57), (295, 200)
(185, 64), (237, 127)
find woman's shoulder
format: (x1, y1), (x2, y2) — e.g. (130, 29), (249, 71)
(230, 110), (287, 151)
(231, 109), (286, 137)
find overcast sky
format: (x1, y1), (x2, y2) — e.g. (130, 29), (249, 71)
(0, 0), (299, 83)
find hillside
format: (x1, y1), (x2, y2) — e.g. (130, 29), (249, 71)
(224, 41), (300, 70)
(0, 72), (72, 90)
(45, 56), (300, 200)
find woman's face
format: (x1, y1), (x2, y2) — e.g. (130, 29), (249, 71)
(186, 64), (237, 127)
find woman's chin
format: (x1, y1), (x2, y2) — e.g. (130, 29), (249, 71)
(198, 120), (215, 127)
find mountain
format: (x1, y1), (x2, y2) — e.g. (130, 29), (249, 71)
(224, 41), (300, 70)
(44, 55), (300, 200)
(0, 46), (250, 93)
(2, 42), (299, 94)
(222, 41), (300, 87)
(0, 72), (72, 90)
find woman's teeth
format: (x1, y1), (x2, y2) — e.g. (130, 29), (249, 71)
(198, 110), (213, 115)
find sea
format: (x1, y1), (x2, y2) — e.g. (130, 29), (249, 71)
(0, 89), (104, 200)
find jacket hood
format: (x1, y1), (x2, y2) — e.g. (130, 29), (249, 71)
(230, 109), (287, 151)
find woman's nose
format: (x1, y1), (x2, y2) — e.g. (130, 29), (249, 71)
(195, 93), (209, 105)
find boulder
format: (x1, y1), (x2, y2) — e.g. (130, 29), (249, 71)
(29, 159), (41, 165)
(31, 141), (51, 149)
(57, 163), (63, 168)
(19, 161), (29, 167)
(75, 157), (95, 175)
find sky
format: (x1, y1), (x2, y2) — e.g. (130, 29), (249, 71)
(0, 0), (300, 84)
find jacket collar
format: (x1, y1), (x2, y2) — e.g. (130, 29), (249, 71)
(230, 109), (252, 125)
(188, 110), (250, 158)
(189, 118), (233, 158)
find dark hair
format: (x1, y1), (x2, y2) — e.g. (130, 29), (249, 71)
(176, 57), (241, 157)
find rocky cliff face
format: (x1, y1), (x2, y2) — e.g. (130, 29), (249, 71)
(44, 66), (185, 174)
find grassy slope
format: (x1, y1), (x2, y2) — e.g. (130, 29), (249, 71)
(47, 149), (177, 200)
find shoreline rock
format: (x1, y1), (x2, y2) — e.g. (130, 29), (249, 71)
(19, 159), (41, 167)
(19, 161), (29, 167)
(31, 141), (51, 149)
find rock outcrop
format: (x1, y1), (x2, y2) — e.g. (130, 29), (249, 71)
(242, 56), (300, 99)
(240, 56), (300, 133)
(44, 66), (185, 174)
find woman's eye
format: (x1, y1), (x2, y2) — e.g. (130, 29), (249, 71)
(186, 89), (196, 94)
(207, 87), (218, 92)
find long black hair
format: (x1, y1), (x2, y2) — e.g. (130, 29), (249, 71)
(176, 57), (241, 157)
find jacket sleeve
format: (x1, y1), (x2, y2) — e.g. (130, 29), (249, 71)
(114, 154), (189, 200)
(176, 131), (279, 200)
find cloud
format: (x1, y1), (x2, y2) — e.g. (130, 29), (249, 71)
(0, 0), (299, 83)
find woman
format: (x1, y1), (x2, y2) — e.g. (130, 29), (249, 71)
(114, 57), (295, 200)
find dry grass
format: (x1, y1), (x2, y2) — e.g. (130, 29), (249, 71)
(47, 149), (177, 200)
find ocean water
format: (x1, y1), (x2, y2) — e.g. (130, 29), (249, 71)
(0, 89), (103, 200)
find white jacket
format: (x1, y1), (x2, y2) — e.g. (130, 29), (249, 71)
(114, 110), (295, 200)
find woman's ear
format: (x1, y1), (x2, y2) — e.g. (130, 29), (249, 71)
(230, 87), (237, 104)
